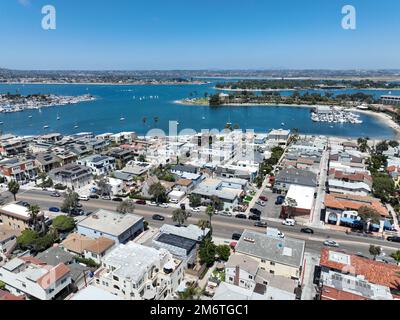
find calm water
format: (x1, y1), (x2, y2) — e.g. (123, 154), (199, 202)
(0, 81), (396, 139)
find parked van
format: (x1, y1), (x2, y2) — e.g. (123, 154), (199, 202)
(79, 195), (90, 201)
(282, 218), (295, 226)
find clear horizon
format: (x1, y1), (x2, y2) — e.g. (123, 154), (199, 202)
(1, 0), (400, 70)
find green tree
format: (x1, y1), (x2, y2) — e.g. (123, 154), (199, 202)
(17, 229), (55, 251)
(28, 205), (41, 233)
(197, 219), (210, 238)
(358, 206), (381, 231)
(52, 215), (76, 232)
(116, 200), (136, 214)
(369, 245), (382, 260)
(178, 285), (202, 300)
(61, 189), (79, 214)
(0, 280), (5, 290)
(189, 194), (202, 208)
(375, 140), (389, 154)
(8, 180), (20, 201)
(205, 205), (215, 235)
(390, 250), (400, 264)
(198, 238), (216, 267)
(210, 196), (223, 211)
(372, 173), (395, 202)
(216, 245), (231, 261)
(172, 209), (188, 226)
(388, 140), (399, 148)
(148, 182), (167, 203)
(357, 137), (369, 152)
(138, 154), (146, 162)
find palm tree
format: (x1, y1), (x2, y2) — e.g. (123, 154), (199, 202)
(205, 205), (214, 235)
(8, 180), (20, 201)
(197, 219), (210, 238)
(116, 200), (136, 214)
(28, 204), (41, 232)
(172, 209), (188, 226)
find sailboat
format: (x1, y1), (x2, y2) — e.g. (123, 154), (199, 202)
(120, 116), (125, 121)
(28, 115), (33, 119)
(43, 125), (49, 129)
(57, 114), (60, 120)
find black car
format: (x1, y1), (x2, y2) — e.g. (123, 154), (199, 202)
(152, 214), (165, 221)
(70, 208), (84, 216)
(235, 214), (247, 219)
(300, 228), (314, 234)
(248, 214), (261, 221)
(17, 201), (30, 208)
(232, 233), (242, 241)
(250, 208), (262, 216)
(112, 197), (123, 202)
(387, 236), (400, 243)
(89, 194), (99, 199)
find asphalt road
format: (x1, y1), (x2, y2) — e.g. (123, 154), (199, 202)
(8, 189), (400, 257)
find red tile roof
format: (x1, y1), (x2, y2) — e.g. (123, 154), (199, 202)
(320, 248), (400, 290)
(36, 263), (70, 289)
(0, 290), (25, 301)
(321, 286), (367, 300)
(324, 193), (389, 217)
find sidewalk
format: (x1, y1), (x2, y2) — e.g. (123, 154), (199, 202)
(301, 252), (319, 300)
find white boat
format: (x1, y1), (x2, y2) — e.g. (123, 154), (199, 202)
(57, 114), (60, 120)
(74, 125), (79, 129)
(43, 125), (49, 129)
(120, 117), (125, 121)
(28, 115), (33, 119)
(0, 122), (4, 125)
(281, 122), (285, 126)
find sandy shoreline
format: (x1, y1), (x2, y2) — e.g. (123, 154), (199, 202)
(3, 81), (209, 86)
(214, 86), (400, 92)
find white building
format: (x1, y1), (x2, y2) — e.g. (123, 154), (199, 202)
(0, 257), (71, 300)
(94, 242), (184, 300)
(77, 155), (116, 176)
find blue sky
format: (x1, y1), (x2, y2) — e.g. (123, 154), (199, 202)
(1, 0), (400, 70)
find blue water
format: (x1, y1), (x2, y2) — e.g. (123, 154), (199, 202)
(0, 81), (397, 139)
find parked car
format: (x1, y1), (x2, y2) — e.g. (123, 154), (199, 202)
(254, 221), (268, 228)
(191, 207), (201, 213)
(149, 201), (158, 206)
(259, 196), (268, 202)
(79, 195), (90, 201)
(112, 197), (123, 202)
(248, 214), (261, 221)
(49, 207), (60, 213)
(135, 200), (146, 205)
(50, 192), (61, 198)
(275, 196), (285, 205)
(232, 233), (242, 241)
(170, 199), (179, 204)
(101, 195), (111, 200)
(300, 227), (314, 234)
(387, 236), (400, 243)
(17, 201), (30, 208)
(158, 203), (169, 208)
(152, 214), (165, 221)
(70, 208), (84, 216)
(250, 208), (262, 216)
(235, 214), (247, 219)
(89, 194), (99, 199)
(255, 200), (266, 207)
(323, 240), (339, 247)
(75, 203), (83, 208)
(219, 211), (233, 217)
(282, 218), (296, 226)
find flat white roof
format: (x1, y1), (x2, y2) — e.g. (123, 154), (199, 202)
(285, 185), (315, 210)
(77, 209), (143, 237)
(0, 203), (31, 219)
(71, 285), (124, 300)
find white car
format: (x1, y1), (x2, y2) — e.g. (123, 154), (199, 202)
(256, 200), (266, 207)
(191, 207), (201, 213)
(158, 203), (169, 208)
(282, 219), (296, 226)
(170, 199), (179, 204)
(78, 195), (89, 201)
(149, 202), (158, 206)
(323, 240), (339, 247)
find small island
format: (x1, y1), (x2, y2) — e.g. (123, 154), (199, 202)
(0, 93), (95, 113)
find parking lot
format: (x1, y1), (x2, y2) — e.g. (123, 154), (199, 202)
(252, 189), (283, 219)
